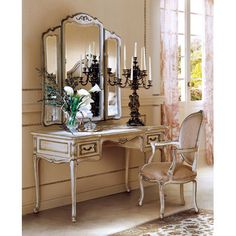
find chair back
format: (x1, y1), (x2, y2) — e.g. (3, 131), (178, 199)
(178, 110), (203, 165)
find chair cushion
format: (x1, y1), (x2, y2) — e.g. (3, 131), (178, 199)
(140, 162), (197, 183)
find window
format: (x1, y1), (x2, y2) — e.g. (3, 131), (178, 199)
(177, 0), (204, 102)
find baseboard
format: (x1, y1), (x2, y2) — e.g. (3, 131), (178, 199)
(22, 180), (141, 215)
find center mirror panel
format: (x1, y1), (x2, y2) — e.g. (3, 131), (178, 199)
(62, 13), (104, 121)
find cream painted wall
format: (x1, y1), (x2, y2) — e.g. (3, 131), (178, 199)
(22, 0), (163, 214)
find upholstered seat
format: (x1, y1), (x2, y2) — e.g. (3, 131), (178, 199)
(138, 110), (203, 219)
(140, 162), (197, 183)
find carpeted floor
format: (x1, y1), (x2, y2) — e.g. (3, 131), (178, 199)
(110, 209), (213, 236)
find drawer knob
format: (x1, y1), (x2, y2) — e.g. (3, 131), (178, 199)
(82, 146), (93, 151)
(149, 137), (157, 141)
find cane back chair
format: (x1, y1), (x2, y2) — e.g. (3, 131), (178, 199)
(138, 110), (203, 218)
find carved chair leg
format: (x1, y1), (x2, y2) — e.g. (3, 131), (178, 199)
(159, 183), (165, 219)
(70, 160), (77, 222)
(33, 155), (40, 214)
(180, 183), (185, 205)
(144, 152), (148, 164)
(193, 180), (199, 213)
(125, 148), (130, 192)
(138, 174), (144, 206)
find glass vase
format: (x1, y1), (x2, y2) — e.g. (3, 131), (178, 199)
(65, 112), (79, 133)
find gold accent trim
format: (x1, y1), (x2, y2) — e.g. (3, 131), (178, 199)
(22, 166), (139, 190)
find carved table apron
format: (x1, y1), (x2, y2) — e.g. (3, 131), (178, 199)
(31, 125), (166, 222)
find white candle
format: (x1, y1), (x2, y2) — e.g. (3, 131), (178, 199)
(79, 55), (82, 77)
(107, 53), (110, 69)
(92, 41), (95, 55)
(143, 47), (146, 70)
(87, 44), (91, 67)
(124, 45), (127, 69)
(134, 42), (137, 57)
(130, 57), (133, 80)
(88, 44), (91, 56)
(140, 47), (143, 70)
(148, 56), (152, 80)
(85, 49), (87, 67)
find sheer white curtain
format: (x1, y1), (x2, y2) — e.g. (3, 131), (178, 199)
(203, 0), (214, 164)
(160, 0), (180, 145)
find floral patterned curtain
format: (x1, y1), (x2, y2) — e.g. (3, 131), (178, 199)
(203, 0), (214, 165)
(160, 0), (180, 142)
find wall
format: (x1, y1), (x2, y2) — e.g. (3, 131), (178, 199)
(22, 0), (163, 214)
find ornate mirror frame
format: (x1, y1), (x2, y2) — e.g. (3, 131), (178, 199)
(41, 13), (122, 126)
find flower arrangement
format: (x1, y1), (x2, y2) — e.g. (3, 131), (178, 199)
(62, 84), (101, 132)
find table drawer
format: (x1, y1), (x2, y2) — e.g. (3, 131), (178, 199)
(77, 141), (99, 158)
(37, 138), (70, 158)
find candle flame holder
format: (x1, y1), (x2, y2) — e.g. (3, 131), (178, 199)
(107, 56), (152, 126)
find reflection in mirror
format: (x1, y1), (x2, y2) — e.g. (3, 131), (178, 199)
(105, 31), (121, 119)
(62, 13), (104, 121)
(64, 23), (99, 80)
(64, 22), (100, 116)
(42, 27), (62, 125)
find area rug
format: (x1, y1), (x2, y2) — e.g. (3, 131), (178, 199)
(111, 209), (213, 236)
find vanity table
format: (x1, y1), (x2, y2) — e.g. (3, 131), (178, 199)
(35, 12), (165, 222)
(32, 125), (166, 222)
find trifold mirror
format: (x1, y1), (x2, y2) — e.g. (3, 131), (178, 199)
(42, 13), (121, 126)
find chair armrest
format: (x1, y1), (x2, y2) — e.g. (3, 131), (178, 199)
(176, 147), (198, 154)
(153, 140), (179, 148)
(148, 140), (180, 164)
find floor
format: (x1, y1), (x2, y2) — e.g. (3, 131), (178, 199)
(22, 165), (213, 236)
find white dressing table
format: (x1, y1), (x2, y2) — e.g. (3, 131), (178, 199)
(31, 125), (166, 222)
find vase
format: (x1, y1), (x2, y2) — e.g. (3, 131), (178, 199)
(64, 112), (79, 133)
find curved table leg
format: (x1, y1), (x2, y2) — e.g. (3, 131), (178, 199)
(33, 154), (40, 214)
(70, 160), (77, 222)
(193, 180), (199, 213)
(125, 148), (130, 192)
(180, 183), (185, 205)
(159, 183), (165, 219)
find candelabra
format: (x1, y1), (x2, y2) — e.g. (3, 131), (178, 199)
(107, 56), (152, 126)
(66, 54), (100, 117)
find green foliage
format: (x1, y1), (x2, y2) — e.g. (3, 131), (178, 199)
(178, 38), (203, 101)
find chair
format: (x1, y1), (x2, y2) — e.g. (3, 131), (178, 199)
(138, 110), (203, 218)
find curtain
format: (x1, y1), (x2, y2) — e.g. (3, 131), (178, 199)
(160, 0), (180, 144)
(203, 0), (214, 165)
